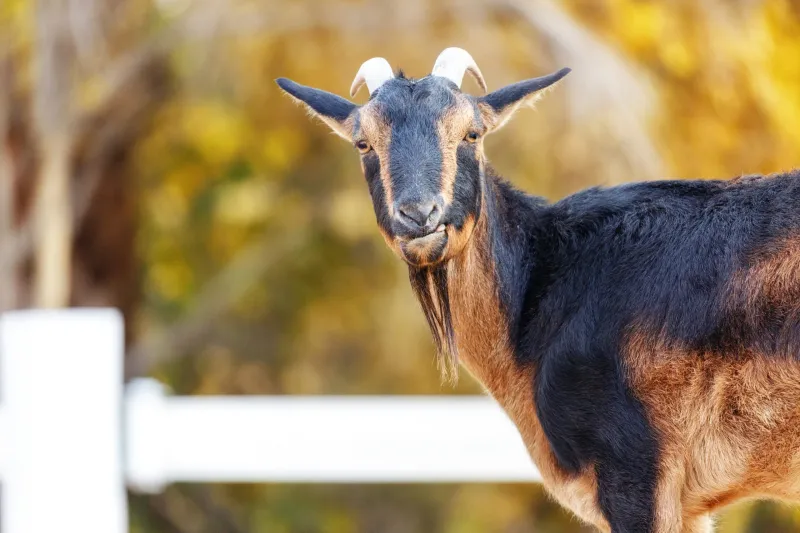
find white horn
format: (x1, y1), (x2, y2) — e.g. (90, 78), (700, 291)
(350, 57), (394, 97)
(431, 47), (487, 93)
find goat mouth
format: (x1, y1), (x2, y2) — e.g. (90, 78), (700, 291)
(404, 224), (447, 245)
(406, 224), (447, 242)
(399, 225), (448, 266)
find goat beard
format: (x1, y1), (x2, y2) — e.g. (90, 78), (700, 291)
(408, 263), (459, 383)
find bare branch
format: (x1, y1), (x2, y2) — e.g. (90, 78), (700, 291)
(0, 51), (16, 312)
(32, 134), (73, 308)
(2, 49), (170, 298)
(31, 0), (75, 307)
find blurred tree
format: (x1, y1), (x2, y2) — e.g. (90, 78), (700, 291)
(0, 0), (169, 337)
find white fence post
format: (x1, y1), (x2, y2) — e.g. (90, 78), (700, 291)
(0, 309), (126, 533)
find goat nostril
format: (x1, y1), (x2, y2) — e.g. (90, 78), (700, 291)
(398, 208), (418, 226)
(395, 199), (444, 231)
(397, 204), (432, 228)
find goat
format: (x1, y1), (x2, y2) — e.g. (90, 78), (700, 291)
(276, 48), (800, 533)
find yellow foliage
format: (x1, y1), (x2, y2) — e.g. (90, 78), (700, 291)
(148, 181), (188, 230)
(180, 101), (248, 167)
(0, 0), (32, 43)
(327, 187), (374, 241)
(260, 127), (307, 172)
(659, 40), (696, 78)
(147, 258), (194, 301)
(214, 180), (276, 225)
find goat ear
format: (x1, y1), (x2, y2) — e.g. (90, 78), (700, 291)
(479, 68), (571, 133)
(276, 78), (357, 140)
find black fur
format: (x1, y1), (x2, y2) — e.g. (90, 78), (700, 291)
(481, 68), (572, 112)
(381, 76), (453, 237)
(409, 264), (457, 375)
(519, 173), (800, 365)
(275, 78), (356, 121)
(362, 153), (392, 234)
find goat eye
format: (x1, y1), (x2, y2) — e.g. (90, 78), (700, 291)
(355, 140), (371, 154)
(465, 131), (480, 143)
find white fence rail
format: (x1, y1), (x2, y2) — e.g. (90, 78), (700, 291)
(0, 309), (540, 533)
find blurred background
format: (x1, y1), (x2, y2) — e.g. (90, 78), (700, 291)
(2, 0), (800, 531)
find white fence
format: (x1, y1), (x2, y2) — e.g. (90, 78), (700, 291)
(0, 309), (540, 533)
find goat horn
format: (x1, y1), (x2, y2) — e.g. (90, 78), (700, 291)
(431, 47), (487, 93)
(350, 57), (394, 97)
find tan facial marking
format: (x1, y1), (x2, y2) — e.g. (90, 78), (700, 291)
(400, 234), (446, 267)
(341, 114), (357, 139)
(358, 104), (394, 215)
(441, 214), (476, 261)
(477, 101), (500, 131)
(436, 95), (478, 205)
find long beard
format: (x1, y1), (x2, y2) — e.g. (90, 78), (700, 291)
(409, 263), (459, 382)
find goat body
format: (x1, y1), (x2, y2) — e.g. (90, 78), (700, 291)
(434, 168), (800, 532)
(277, 49), (800, 532)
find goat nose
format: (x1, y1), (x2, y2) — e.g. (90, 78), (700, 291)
(396, 200), (442, 231)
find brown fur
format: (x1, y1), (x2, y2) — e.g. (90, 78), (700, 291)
(441, 213), (476, 262)
(625, 334), (800, 532)
(436, 186), (611, 532)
